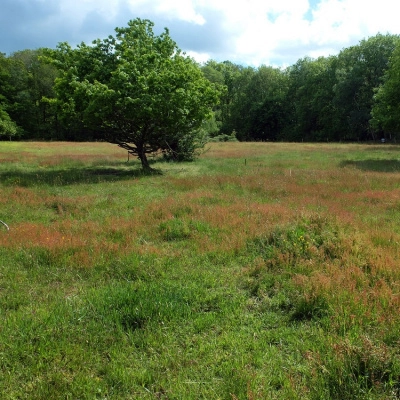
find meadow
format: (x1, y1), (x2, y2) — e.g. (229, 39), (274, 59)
(1, 141), (400, 399)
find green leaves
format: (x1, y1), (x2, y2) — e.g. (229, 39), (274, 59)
(371, 42), (400, 135)
(0, 107), (18, 138)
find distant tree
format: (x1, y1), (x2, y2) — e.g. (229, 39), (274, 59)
(2, 49), (59, 139)
(200, 61), (226, 139)
(278, 34), (399, 142)
(247, 66), (289, 141)
(201, 61), (249, 137)
(284, 56), (338, 141)
(371, 42), (400, 138)
(223, 65), (255, 140)
(0, 106), (18, 139)
(0, 54), (19, 140)
(333, 34), (399, 140)
(45, 19), (220, 169)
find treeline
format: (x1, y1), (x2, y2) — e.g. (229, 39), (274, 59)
(203, 33), (400, 142)
(0, 49), (100, 141)
(1, 33), (400, 142)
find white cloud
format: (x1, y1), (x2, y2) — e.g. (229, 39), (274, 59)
(190, 0), (400, 65)
(187, 0), (313, 65)
(155, 0), (206, 24)
(185, 50), (211, 63)
(2, 0), (400, 66)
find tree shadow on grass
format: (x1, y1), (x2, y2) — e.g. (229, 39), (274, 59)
(0, 165), (163, 187)
(340, 159), (400, 173)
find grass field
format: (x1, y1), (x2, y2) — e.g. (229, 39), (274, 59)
(1, 141), (400, 399)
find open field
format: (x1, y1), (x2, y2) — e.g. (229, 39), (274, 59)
(1, 141), (400, 399)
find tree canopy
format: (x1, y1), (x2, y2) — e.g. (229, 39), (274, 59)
(0, 106), (17, 139)
(371, 42), (400, 136)
(45, 19), (220, 169)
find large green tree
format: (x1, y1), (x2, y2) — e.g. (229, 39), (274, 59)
(45, 19), (219, 169)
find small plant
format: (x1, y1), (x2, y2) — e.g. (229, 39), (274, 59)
(290, 293), (330, 321)
(159, 218), (192, 240)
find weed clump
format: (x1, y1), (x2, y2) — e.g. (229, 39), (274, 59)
(86, 282), (193, 332)
(312, 336), (400, 399)
(248, 214), (345, 269)
(245, 215), (381, 324)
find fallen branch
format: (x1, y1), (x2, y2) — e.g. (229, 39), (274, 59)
(0, 220), (9, 231)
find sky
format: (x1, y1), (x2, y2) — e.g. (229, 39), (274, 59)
(1, 0), (399, 67)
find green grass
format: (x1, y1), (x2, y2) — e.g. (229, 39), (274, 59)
(1, 141), (400, 399)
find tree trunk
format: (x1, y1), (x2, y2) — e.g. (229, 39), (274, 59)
(137, 145), (151, 170)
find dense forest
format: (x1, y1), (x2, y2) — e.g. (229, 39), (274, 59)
(1, 32), (400, 143)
